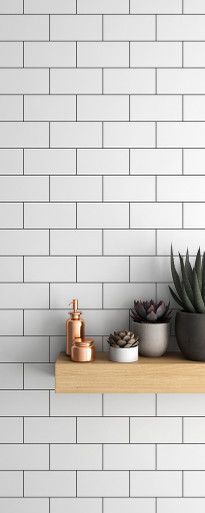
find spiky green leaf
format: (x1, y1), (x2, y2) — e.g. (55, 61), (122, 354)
(185, 248), (193, 286)
(202, 252), (205, 303)
(193, 268), (205, 313)
(181, 283), (195, 313)
(168, 286), (183, 308)
(195, 248), (202, 290)
(170, 245), (182, 299)
(179, 252), (194, 304)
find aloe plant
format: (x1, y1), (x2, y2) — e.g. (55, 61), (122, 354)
(169, 246), (205, 313)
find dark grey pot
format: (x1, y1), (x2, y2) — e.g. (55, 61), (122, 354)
(175, 311), (205, 361)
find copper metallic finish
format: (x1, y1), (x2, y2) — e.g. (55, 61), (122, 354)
(71, 337), (96, 362)
(66, 298), (85, 356)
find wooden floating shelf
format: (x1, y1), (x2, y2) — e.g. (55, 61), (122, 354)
(55, 351), (205, 393)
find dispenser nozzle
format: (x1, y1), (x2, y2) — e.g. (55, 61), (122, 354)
(70, 298), (78, 312)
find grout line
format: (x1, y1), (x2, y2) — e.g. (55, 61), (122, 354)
(182, 470), (184, 497)
(182, 416), (184, 443)
(102, 394), (104, 416)
(155, 443), (157, 470)
(76, 417), (78, 443)
(76, 470), (78, 497)
(102, 443), (104, 470)
(102, 15), (104, 41)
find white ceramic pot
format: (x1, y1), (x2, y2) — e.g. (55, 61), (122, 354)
(133, 322), (170, 357)
(109, 346), (138, 363)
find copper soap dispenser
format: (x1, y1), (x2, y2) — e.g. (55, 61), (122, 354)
(66, 298), (85, 356)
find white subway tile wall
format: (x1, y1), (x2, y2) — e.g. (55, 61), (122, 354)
(0, 1), (204, 510)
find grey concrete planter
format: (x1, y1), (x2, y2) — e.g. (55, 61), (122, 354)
(175, 311), (205, 361)
(133, 321), (170, 357)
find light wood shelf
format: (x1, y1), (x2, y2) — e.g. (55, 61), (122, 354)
(55, 352), (205, 393)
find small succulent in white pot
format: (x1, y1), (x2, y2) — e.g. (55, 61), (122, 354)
(131, 300), (172, 357)
(107, 330), (139, 363)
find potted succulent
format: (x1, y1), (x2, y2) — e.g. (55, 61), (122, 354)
(107, 330), (139, 362)
(169, 246), (205, 361)
(131, 300), (171, 357)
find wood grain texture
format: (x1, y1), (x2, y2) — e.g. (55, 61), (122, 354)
(55, 352), (205, 393)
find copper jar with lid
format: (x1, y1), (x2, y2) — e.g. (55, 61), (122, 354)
(71, 337), (96, 362)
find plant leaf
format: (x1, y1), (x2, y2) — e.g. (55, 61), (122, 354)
(179, 252), (194, 304)
(168, 286), (183, 308)
(202, 252), (205, 303)
(181, 283), (195, 313)
(185, 248), (193, 286)
(170, 245), (182, 299)
(195, 248), (202, 290)
(193, 268), (205, 313)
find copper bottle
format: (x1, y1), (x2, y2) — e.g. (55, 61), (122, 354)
(71, 337), (96, 362)
(66, 298), (85, 356)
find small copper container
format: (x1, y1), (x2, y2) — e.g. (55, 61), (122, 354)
(71, 337), (96, 362)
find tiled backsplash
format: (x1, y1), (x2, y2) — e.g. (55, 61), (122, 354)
(1, 0), (205, 511)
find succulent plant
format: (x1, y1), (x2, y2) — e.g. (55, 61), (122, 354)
(107, 330), (139, 348)
(169, 246), (205, 313)
(131, 300), (172, 323)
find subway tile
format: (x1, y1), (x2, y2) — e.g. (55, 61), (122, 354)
(24, 203), (76, 229)
(104, 394), (155, 416)
(0, 69), (48, 94)
(104, 69), (155, 93)
(104, 230), (155, 255)
(0, 95), (22, 121)
(103, 283), (155, 308)
(184, 95), (205, 120)
(131, 42), (182, 67)
(0, 0), (23, 13)
(50, 176), (101, 201)
(184, 472), (205, 496)
(131, 203), (182, 228)
(0, 337), (49, 363)
(157, 122), (205, 148)
(50, 498), (102, 513)
(24, 149), (76, 175)
(104, 444), (155, 470)
(157, 69), (205, 94)
(24, 95), (76, 121)
(130, 256), (171, 282)
(24, 310), (67, 336)
(0, 364), (22, 389)
(104, 498), (155, 513)
(184, 42), (205, 67)
(77, 471), (129, 497)
(104, 15), (155, 41)
(0, 499), (49, 513)
(51, 15), (102, 40)
(130, 471), (182, 497)
(157, 230), (205, 255)
(0, 257), (22, 282)
(77, 417), (129, 443)
(0, 230), (49, 255)
(77, 149), (129, 174)
(130, 149), (182, 174)
(0, 149), (23, 174)
(0, 176), (48, 201)
(158, 498), (205, 513)
(131, 95), (182, 121)
(157, 394), (205, 416)
(0, 472), (23, 497)
(184, 418), (205, 442)
(50, 284), (102, 309)
(24, 471), (76, 497)
(184, 149), (205, 174)
(24, 0), (75, 13)
(81, 309), (129, 336)
(77, 42), (129, 67)
(158, 15), (205, 41)
(131, 0), (181, 13)
(0, 42), (21, 67)
(0, 444), (48, 470)
(50, 392), (102, 416)
(0, 418), (23, 443)
(77, 256), (129, 282)
(0, 391), (49, 416)
(78, 95), (129, 121)
(51, 122), (101, 148)
(0, 122), (49, 148)
(24, 418), (76, 443)
(50, 230), (102, 255)
(51, 69), (102, 94)
(104, 176), (155, 201)
(158, 176), (205, 201)
(24, 42), (76, 67)
(24, 364), (54, 389)
(24, 257), (76, 282)
(0, 14), (49, 40)
(77, 203), (129, 228)
(0, 284), (48, 308)
(184, 0), (205, 12)
(0, 311), (23, 336)
(77, 0), (129, 14)
(51, 444), (102, 470)
(0, 204), (22, 228)
(158, 444), (205, 470)
(104, 122), (155, 148)
(130, 417), (182, 443)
